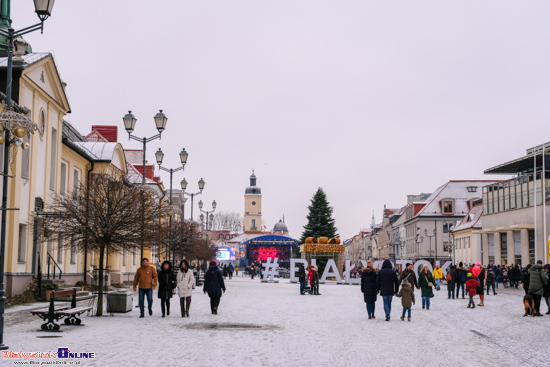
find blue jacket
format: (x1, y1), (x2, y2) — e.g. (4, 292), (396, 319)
(376, 260), (399, 296)
(228, 264), (234, 272)
(204, 265), (226, 298)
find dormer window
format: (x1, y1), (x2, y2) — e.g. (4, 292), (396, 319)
(443, 200), (453, 214)
(467, 186), (477, 193)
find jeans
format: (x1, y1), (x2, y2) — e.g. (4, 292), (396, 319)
(510, 279), (515, 287)
(402, 307), (411, 318)
(382, 295), (393, 318)
(299, 281), (305, 294)
(422, 296), (431, 309)
(456, 282), (465, 297)
(495, 277), (499, 289)
(435, 278), (441, 289)
(486, 284), (496, 294)
(366, 302), (375, 315)
(531, 294), (542, 313)
(138, 288), (153, 316)
(448, 290), (455, 299)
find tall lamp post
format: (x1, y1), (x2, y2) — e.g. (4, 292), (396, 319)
(199, 200), (217, 231)
(424, 228), (436, 265)
(155, 147), (188, 262)
(182, 178), (205, 221)
(415, 228), (424, 263)
(0, 0), (56, 350)
(122, 109), (168, 260)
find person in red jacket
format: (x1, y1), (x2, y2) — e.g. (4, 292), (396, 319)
(307, 266), (314, 294)
(466, 272), (480, 309)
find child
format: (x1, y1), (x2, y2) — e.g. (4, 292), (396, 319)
(396, 279), (415, 322)
(465, 272), (480, 309)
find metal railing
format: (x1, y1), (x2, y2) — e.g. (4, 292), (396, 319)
(47, 252), (62, 280)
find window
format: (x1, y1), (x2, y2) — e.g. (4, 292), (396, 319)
(514, 231), (521, 265)
(73, 168), (81, 192)
(18, 224), (27, 263)
(467, 186), (477, 193)
(443, 201), (453, 214)
(21, 135), (30, 179)
(500, 232), (507, 262)
(70, 237), (76, 264)
(251, 219), (256, 229)
(60, 162), (68, 196)
(50, 128), (58, 191)
(57, 234), (63, 264)
(528, 230), (535, 265)
(488, 234), (495, 265)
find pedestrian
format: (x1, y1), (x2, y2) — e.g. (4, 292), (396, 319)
(396, 279), (415, 322)
(528, 260), (548, 316)
(466, 272), (480, 309)
(298, 263), (306, 295)
(456, 262), (467, 299)
(375, 259), (399, 321)
(307, 265), (315, 294)
(157, 260), (177, 317)
(228, 263), (234, 280)
(446, 266), (456, 299)
(419, 265), (434, 310)
(312, 266), (321, 295)
(223, 264), (228, 279)
(133, 258), (158, 318)
(502, 268), (509, 288)
(543, 264), (550, 315)
(203, 260), (226, 315)
(474, 263), (486, 307)
(486, 268), (497, 295)
(235, 266), (239, 277)
(398, 263), (419, 291)
(432, 265), (443, 291)
(511, 264), (521, 288)
(493, 264), (500, 289)
(250, 264), (256, 279)
(177, 259), (194, 318)
(360, 260), (378, 319)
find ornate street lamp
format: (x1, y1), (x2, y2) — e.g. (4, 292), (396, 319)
(183, 178), (205, 220)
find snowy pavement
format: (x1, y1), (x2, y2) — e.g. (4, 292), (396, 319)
(3, 277), (550, 367)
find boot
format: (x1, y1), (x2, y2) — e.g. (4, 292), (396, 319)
(400, 316), (404, 321)
(372, 314), (376, 319)
(467, 304), (471, 308)
(472, 303), (476, 309)
(186, 311), (189, 317)
(167, 304), (170, 316)
(407, 317), (411, 322)
(368, 314), (372, 320)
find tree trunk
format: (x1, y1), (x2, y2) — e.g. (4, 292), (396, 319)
(96, 245), (105, 316)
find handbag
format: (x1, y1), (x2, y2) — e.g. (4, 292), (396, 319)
(425, 275), (433, 287)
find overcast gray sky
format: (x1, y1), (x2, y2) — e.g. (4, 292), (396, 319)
(12, 1), (550, 239)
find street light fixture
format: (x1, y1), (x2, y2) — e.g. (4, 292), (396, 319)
(122, 109), (169, 260)
(0, 0), (57, 351)
(199, 200), (217, 231)
(424, 228), (436, 266)
(183, 178), (205, 221)
(157, 148), (188, 263)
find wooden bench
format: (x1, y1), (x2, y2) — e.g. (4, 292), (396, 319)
(30, 289), (91, 331)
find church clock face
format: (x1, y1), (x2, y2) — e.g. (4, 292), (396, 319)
(252, 201), (256, 206)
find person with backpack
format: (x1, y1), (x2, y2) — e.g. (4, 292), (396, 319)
(398, 263), (418, 292)
(446, 266), (456, 299)
(203, 260), (226, 315)
(432, 265), (443, 291)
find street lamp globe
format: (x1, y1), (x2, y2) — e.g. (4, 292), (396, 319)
(198, 200), (203, 209)
(155, 148), (164, 165)
(198, 178), (205, 191)
(180, 178), (188, 191)
(34, 0), (55, 21)
(179, 148), (188, 165)
(424, 228), (428, 236)
(212, 200), (217, 210)
(122, 111), (137, 134)
(154, 110), (168, 133)
(209, 213), (214, 222)
(200, 213), (205, 222)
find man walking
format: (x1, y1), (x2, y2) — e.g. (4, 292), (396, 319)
(228, 263), (234, 280)
(398, 263), (419, 291)
(528, 260), (548, 316)
(376, 259), (399, 322)
(133, 258), (158, 318)
(456, 262), (467, 299)
(298, 263), (306, 295)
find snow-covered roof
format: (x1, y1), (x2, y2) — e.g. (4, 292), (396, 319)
(414, 180), (497, 217)
(452, 204), (483, 232)
(73, 142), (118, 161)
(0, 52), (50, 67)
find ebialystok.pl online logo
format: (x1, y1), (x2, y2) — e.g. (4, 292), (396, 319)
(2, 348), (95, 364)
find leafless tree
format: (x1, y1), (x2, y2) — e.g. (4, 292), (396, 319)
(167, 221), (217, 262)
(211, 211), (242, 231)
(38, 172), (166, 316)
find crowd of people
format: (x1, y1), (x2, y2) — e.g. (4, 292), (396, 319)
(358, 259), (550, 321)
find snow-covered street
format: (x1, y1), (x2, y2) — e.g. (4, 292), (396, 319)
(3, 277), (549, 367)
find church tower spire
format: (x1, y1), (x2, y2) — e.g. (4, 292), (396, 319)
(244, 171), (262, 232)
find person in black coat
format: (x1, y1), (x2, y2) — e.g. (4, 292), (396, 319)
(157, 260), (177, 317)
(510, 264), (521, 288)
(376, 259), (399, 321)
(361, 260), (378, 319)
(203, 260), (226, 315)
(298, 264), (306, 295)
(455, 262), (467, 299)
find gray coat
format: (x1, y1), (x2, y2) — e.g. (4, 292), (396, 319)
(528, 264), (548, 296)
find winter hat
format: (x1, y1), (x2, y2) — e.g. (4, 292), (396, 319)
(467, 272), (472, 278)
(314, 266), (319, 271)
(459, 262), (463, 267)
(210, 260), (217, 266)
(405, 263), (411, 267)
(402, 279), (410, 286)
(476, 262), (481, 266)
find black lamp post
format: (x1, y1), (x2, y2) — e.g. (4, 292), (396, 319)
(122, 110), (168, 260)
(156, 147), (188, 262)
(0, 0), (56, 351)
(182, 178), (205, 221)
(199, 200), (217, 231)
(424, 228), (436, 265)
(415, 227), (424, 263)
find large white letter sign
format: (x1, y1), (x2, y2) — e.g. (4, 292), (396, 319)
(343, 260), (366, 284)
(290, 258), (308, 283)
(320, 259), (342, 284)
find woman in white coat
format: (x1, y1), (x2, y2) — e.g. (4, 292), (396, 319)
(177, 260), (194, 317)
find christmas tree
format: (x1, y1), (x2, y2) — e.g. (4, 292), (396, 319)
(300, 188), (339, 243)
